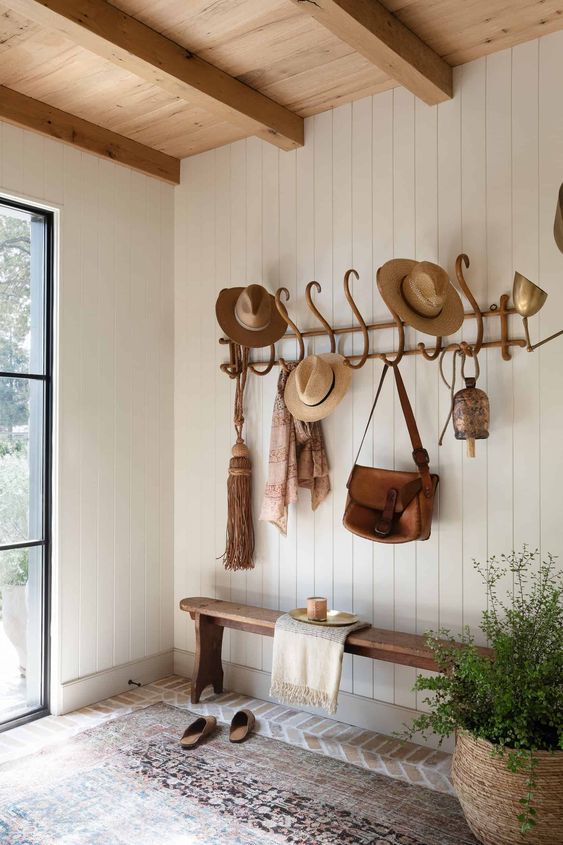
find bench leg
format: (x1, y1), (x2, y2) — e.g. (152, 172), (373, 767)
(191, 613), (224, 704)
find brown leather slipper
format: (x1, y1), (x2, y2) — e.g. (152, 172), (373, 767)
(229, 709), (255, 743)
(180, 715), (217, 748)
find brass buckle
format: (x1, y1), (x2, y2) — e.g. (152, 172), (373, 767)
(412, 448), (429, 466)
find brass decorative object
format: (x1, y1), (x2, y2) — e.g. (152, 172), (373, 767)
(452, 364), (489, 458)
(439, 350), (489, 458)
(289, 608), (360, 627)
(512, 272), (563, 352)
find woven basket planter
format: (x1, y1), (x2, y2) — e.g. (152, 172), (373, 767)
(452, 731), (563, 845)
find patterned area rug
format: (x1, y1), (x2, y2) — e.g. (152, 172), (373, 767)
(0, 703), (477, 845)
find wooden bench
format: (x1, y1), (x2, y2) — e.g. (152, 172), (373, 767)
(181, 597), (492, 704)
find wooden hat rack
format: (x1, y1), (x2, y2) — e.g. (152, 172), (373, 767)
(219, 253), (527, 379)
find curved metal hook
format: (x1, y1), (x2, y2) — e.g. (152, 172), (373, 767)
(306, 281), (336, 352)
(342, 269), (369, 369)
(275, 287), (304, 367)
(417, 335), (443, 361)
(248, 343), (275, 376)
(456, 253), (484, 356)
(219, 339), (243, 379)
(378, 307), (405, 366)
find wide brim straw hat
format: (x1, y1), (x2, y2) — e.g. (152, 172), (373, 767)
(216, 284), (287, 348)
(377, 259), (464, 337)
(284, 353), (352, 423)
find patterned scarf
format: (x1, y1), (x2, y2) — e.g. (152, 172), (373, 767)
(260, 364), (330, 534)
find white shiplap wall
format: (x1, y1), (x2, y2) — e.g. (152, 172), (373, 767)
(0, 120), (175, 705)
(174, 32), (563, 731)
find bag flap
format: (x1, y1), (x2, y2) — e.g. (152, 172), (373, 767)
(347, 465), (422, 513)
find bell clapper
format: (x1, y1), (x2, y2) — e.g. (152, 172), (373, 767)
(466, 437), (476, 458)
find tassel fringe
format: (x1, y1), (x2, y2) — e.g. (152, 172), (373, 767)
(222, 440), (255, 571)
(269, 680), (337, 715)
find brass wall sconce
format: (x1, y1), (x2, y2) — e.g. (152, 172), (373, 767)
(513, 272), (563, 352)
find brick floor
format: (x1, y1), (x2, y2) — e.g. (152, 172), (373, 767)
(0, 675), (454, 794)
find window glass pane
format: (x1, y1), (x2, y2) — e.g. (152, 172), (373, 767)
(0, 204), (46, 375)
(0, 546), (44, 722)
(0, 378), (45, 545)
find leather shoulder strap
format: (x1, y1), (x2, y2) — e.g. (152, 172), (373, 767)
(352, 364), (389, 467)
(393, 366), (433, 496)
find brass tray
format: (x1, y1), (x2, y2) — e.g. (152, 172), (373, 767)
(289, 608), (359, 627)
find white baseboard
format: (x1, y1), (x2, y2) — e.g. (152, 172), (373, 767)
(173, 647), (452, 751)
(57, 650), (174, 715)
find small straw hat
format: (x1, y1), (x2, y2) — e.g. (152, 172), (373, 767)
(216, 284), (287, 348)
(377, 259), (464, 337)
(284, 353), (352, 422)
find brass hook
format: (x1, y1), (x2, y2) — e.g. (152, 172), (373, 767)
(219, 339), (243, 379)
(275, 287), (304, 368)
(306, 281), (336, 352)
(417, 335), (443, 361)
(248, 343), (275, 376)
(378, 307), (405, 366)
(455, 253), (484, 356)
(342, 269), (369, 369)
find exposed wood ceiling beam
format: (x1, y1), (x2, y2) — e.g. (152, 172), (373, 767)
(288, 0), (452, 106)
(5, 0), (304, 151)
(0, 85), (180, 183)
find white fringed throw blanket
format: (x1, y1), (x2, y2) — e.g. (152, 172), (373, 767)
(270, 613), (369, 715)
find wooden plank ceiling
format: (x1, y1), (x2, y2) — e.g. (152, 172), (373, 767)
(0, 0), (560, 182)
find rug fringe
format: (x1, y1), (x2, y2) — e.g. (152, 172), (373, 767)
(270, 681), (337, 715)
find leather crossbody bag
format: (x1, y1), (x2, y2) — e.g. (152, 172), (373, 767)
(343, 365), (439, 544)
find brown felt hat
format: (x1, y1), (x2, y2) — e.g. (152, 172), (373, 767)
(377, 259), (464, 337)
(284, 353), (352, 422)
(216, 284), (287, 348)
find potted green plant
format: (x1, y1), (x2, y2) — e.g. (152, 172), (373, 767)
(402, 548), (562, 845)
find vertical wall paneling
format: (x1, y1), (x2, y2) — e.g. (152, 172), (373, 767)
(113, 164), (133, 667)
(96, 161), (117, 671)
(513, 41), (541, 556)
(79, 154), (100, 677)
(244, 138), (263, 671)
(414, 96), (440, 708)
(294, 123), (315, 604)
(159, 180), (175, 655)
(58, 146), (83, 682)
(260, 141), (280, 673)
(459, 59), (488, 635)
(539, 31), (563, 558)
(214, 146), (233, 665)
(0, 120), (175, 690)
(437, 70), (464, 637)
(129, 174), (148, 663)
(277, 147), (298, 617)
(485, 50), (514, 599)
(228, 140), (248, 668)
(350, 98), (373, 698)
(331, 103), (354, 693)
(175, 34), (563, 730)
(371, 90), (395, 705)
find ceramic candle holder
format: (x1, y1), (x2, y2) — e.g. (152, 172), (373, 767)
(307, 596), (327, 622)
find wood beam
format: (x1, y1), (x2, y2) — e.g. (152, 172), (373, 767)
(5, 0), (304, 151)
(0, 85), (180, 183)
(288, 0), (452, 105)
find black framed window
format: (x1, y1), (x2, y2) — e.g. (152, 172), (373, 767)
(0, 197), (53, 730)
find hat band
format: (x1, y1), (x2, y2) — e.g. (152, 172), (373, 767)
(234, 309), (270, 332)
(302, 371), (336, 407)
(400, 277), (444, 320)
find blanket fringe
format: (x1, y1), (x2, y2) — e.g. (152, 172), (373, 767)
(270, 680), (337, 715)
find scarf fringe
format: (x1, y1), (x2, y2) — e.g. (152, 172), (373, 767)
(270, 680), (337, 715)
